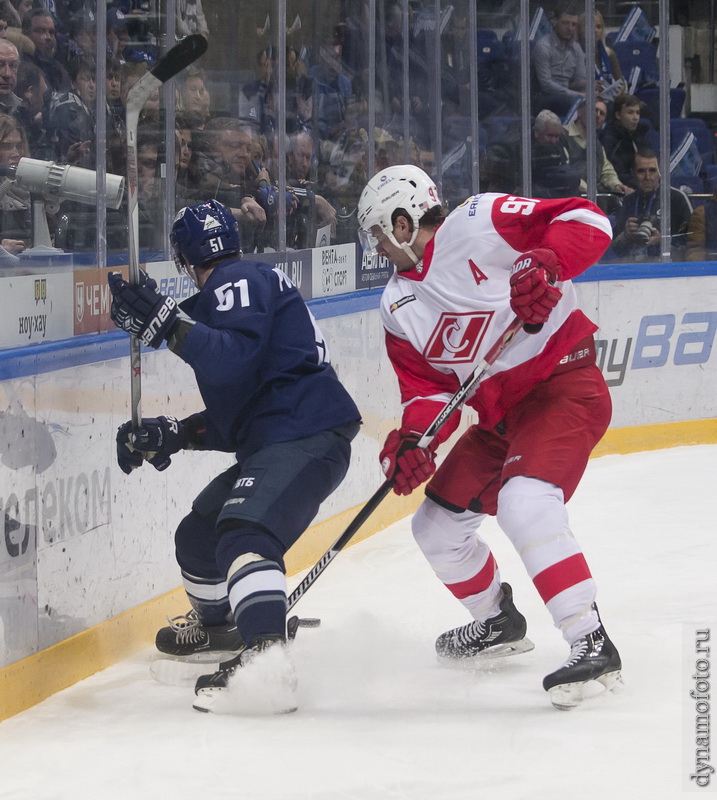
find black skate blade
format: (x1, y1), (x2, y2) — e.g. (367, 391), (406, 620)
(438, 636), (535, 667)
(547, 669), (624, 711)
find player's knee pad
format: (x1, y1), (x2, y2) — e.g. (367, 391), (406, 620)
(496, 476), (569, 553)
(412, 497), (485, 563)
(174, 508), (221, 576)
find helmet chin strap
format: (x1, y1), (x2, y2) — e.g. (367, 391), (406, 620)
(387, 228), (420, 264)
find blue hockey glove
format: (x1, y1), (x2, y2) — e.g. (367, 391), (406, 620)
(116, 416), (186, 473)
(108, 270), (178, 349)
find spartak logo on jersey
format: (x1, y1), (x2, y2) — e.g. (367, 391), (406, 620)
(423, 311), (493, 364)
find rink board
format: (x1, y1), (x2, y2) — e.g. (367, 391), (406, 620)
(1, 264), (716, 720)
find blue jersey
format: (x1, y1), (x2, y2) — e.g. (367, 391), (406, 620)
(178, 257), (361, 459)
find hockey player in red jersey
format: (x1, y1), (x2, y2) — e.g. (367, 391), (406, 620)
(358, 165), (622, 710)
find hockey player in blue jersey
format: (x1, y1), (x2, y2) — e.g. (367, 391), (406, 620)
(108, 199), (361, 713)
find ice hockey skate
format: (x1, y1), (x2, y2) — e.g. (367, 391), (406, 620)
(150, 611), (244, 687)
(193, 635), (298, 715)
(154, 610), (243, 659)
(435, 583), (535, 662)
(543, 625), (623, 710)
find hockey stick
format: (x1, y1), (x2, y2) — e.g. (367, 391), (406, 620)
(286, 314), (526, 614)
(157, 314), (531, 685)
(125, 34), (208, 426)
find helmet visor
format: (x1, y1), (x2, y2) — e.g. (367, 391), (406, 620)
(173, 248), (198, 287)
(358, 226), (384, 257)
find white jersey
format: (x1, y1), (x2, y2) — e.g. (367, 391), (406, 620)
(380, 192), (612, 434)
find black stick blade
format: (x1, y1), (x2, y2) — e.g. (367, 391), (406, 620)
(151, 34), (208, 84)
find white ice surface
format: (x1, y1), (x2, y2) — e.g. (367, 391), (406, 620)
(1, 445), (715, 800)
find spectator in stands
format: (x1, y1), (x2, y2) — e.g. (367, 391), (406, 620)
(0, 2), (32, 59)
(531, 109), (580, 199)
(238, 47), (276, 136)
(193, 116), (268, 249)
(136, 124), (165, 250)
(286, 128), (337, 248)
(686, 188), (717, 261)
(532, 4), (587, 117)
(0, 111), (32, 253)
(600, 93), (649, 188)
(0, 9), (10, 37)
(106, 56), (123, 132)
(4, 0), (31, 29)
(309, 34), (353, 142)
(66, 8), (96, 61)
(21, 8), (70, 94)
(176, 0), (208, 38)
(578, 10), (625, 102)
(175, 113), (194, 179)
(0, 37), (20, 115)
(174, 110), (203, 207)
(612, 149), (692, 260)
(48, 56), (95, 167)
(564, 98), (632, 195)
(176, 66), (211, 128)
(106, 6), (130, 62)
(12, 60), (52, 160)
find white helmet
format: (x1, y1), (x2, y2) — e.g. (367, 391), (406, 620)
(357, 165), (441, 263)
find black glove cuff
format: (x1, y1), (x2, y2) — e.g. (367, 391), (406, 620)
(166, 314), (196, 356)
(181, 413), (207, 450)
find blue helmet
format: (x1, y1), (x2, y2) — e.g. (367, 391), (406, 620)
(170, 200), (241, 285)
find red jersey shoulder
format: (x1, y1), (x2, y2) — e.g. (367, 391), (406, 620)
(489, 194), (611, 257)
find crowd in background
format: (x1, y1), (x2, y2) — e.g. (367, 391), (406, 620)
(0, 0), (714, 263)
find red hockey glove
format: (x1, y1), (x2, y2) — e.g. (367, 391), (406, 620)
(509, 248), (563, 328)
(380, 428), (438, 496)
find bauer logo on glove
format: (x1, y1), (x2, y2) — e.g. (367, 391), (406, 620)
(108, 270), (179, 349)
(509, 248), (562, 328)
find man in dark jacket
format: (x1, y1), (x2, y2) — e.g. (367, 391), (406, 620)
(600, 93), (649, 188)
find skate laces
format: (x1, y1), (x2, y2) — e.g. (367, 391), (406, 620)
(561, 638), (588, 668)
(167, 610), (206, 644)
(456, 619), (487, 647)
(562, 629), (605, 668)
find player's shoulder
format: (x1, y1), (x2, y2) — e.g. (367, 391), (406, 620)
(217, 257), (289, 284)
(446, 192), (513, 223)
(379, 274), (415, 325)
(439, 192), (510, 238)
(380, 272), (408, 305)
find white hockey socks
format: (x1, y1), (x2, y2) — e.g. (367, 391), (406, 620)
(496, 476), (598, 642)
(412, 498), (503, 620)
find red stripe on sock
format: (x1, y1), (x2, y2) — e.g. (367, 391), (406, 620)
(533, 553), (592, 603)
(445, 553), (497, 600)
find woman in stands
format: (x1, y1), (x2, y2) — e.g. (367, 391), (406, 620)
(0, 112), (31, 255)
(579, 11), (625, 101)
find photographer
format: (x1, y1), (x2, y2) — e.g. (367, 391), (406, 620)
(612, 149), (692, 261)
